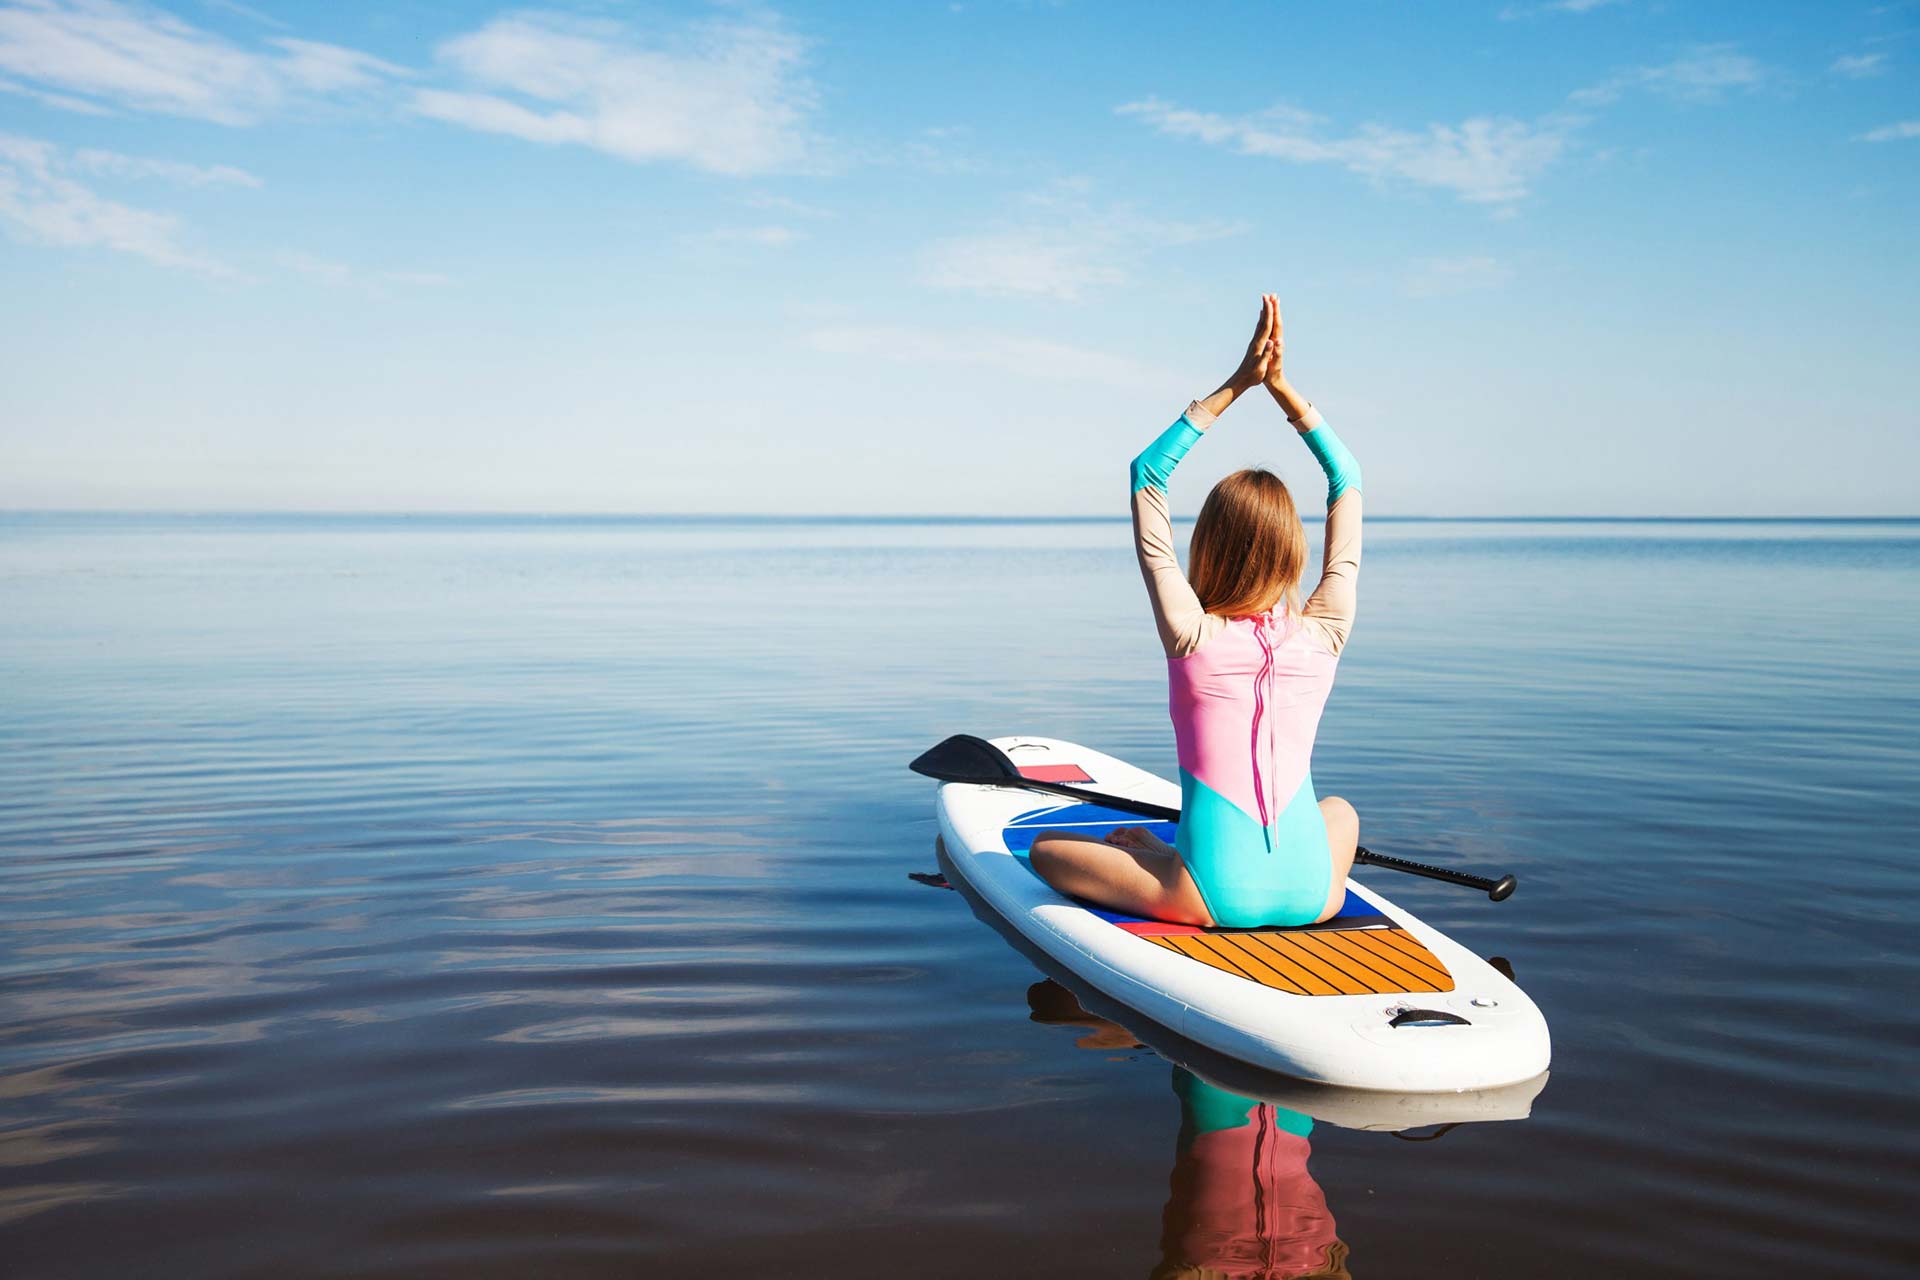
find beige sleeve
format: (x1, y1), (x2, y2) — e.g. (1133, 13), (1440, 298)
(1132, 401), (1224, 658)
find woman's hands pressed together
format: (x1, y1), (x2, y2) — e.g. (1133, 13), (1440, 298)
(1229, 293), (1282, 393)
(1260, 300), (1313, 425)
(1196, 294), (1283, 419)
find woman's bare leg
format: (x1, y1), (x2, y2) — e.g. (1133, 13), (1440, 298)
(1027, 826), (1215, 927)
(1315, 796), (1359, 923)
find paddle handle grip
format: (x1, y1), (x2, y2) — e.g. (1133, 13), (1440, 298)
(1356, 847), (1516, 901)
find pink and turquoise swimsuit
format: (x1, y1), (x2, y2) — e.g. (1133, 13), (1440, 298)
(1130, 399), (1363, 928)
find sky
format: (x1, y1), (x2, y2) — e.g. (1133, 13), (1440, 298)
(0, 0), (1915, 516)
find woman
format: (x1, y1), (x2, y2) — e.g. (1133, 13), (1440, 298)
(1030, 295), (1363, 928)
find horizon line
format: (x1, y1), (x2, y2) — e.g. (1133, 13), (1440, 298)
(3, 510), (1918, 524)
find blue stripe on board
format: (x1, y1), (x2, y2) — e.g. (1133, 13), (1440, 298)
(1005, 801), (1169, 830)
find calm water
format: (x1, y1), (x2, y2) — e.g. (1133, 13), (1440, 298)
(3, 513), (1917, 1278)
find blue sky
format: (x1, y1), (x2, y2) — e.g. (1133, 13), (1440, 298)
(0, 0), (1914, 515)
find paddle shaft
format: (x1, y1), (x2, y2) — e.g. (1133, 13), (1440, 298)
(978, 776), (1179, 822)
(1353, 847), (1514, 900)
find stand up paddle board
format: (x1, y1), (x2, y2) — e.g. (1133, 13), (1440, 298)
(932, 736), (1551, 1092)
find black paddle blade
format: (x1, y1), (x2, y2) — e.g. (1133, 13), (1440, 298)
(908, 734), (1022, 784)
(910, 735), (1183, 822)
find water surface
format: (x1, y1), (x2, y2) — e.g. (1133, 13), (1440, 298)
(3, 514), (1916, 1277)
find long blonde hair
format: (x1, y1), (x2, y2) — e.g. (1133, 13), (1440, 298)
(1187, 468), (1308, 618)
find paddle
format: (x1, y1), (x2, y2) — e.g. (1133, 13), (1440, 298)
(910, 734), (1517, 902)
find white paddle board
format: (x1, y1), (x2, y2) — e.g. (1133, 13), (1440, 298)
(934, 736), (1551, 1092)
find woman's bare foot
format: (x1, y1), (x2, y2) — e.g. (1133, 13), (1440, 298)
(1105, 825), (1176, 858)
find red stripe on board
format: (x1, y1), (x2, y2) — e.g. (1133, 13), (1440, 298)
(1017, 764), (1095, 783)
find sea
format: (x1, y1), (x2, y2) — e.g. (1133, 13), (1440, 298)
(2, 512), (1916, 1278)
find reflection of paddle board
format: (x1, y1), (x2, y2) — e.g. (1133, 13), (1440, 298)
(933, 736), (1552, 1093)
(999, 932), (1547, 1132)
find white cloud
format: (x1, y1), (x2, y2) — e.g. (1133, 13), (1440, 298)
(920, 230), (1126, 302)
(0, 71), (112, 112)
(198, 0), (287, 30)
(0, 131), (227, 272)
(0, 0), (401, 123)
(1859, 120), (1920, 142)
(742, 192), (834, 219)
(1405, 255), (1514, 298)
(1500, 0), (1626, 18)
(71, 145), (260, 186)
(267, 36), (396, 94)
(920, 182), (1243, 301)
(691, 223), (802, 247)
(1120, 98), (1569, 206)
(1571, 45), (1767, 107)
(411, 10), (818, 176)
(1637, 46), (1768, 98)
(1121, 46), (1766, 210)
(277, 250), (451, 291)
(895, 124), (987, 174)
(806, 323), (1170, 389)
(1832, 52), (1889, 79)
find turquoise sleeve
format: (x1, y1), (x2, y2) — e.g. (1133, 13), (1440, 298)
(1301, 420), (1362, 505)
(1130, 413), (1204, 493)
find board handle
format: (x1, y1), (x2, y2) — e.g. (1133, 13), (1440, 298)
(1388, 1008), (1472, 1029)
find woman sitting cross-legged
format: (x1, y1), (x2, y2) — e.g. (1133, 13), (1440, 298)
(1029, 295), (1363, 929)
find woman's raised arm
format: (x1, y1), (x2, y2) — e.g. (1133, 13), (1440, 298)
(1131, 297), (1279, 656)
(1130, 403), (1212, 656)
(1264, 309), (1363, 656)
(1292, 406), (1362, 654)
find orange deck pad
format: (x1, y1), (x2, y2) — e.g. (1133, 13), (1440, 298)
(1143, 926), (1454, 997)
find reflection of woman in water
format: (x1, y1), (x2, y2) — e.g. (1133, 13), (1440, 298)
(1157, 1068), (1348, 1280)
(1026, 981), (1350, 1278)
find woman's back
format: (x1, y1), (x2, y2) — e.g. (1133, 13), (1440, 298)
(1169, 610), (1338, 843)
(1131, 394), (1363, 927)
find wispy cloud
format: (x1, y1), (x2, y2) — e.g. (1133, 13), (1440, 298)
(919, 184), (1241, 301)
(277, 250), (451, 291)
(411, 10), (819, 176)
(806, 322), (1170, 389)
(198, 0), (288, 31)
(0, 0), (401, 123)
(1120, 98), (1570, 206)
(742, 192), (834, 219)
(0, 131), (229, 272)
(1831, 52), (1889, 79)
(689, 223), (802, 247)
(70, 145), (259, 186)
(920, 230), (1126, 301)
(1500, 0), (1626, 19)
(1571, 44), (1767, 106)
(271, 36), (398, 94)
(1121, 44), (1768, 210)
(0, 70), (112, 112)
(1404, 255), (1514, 298)
(897, 124), (988, 174)
(1858, 119), (1920, 142)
